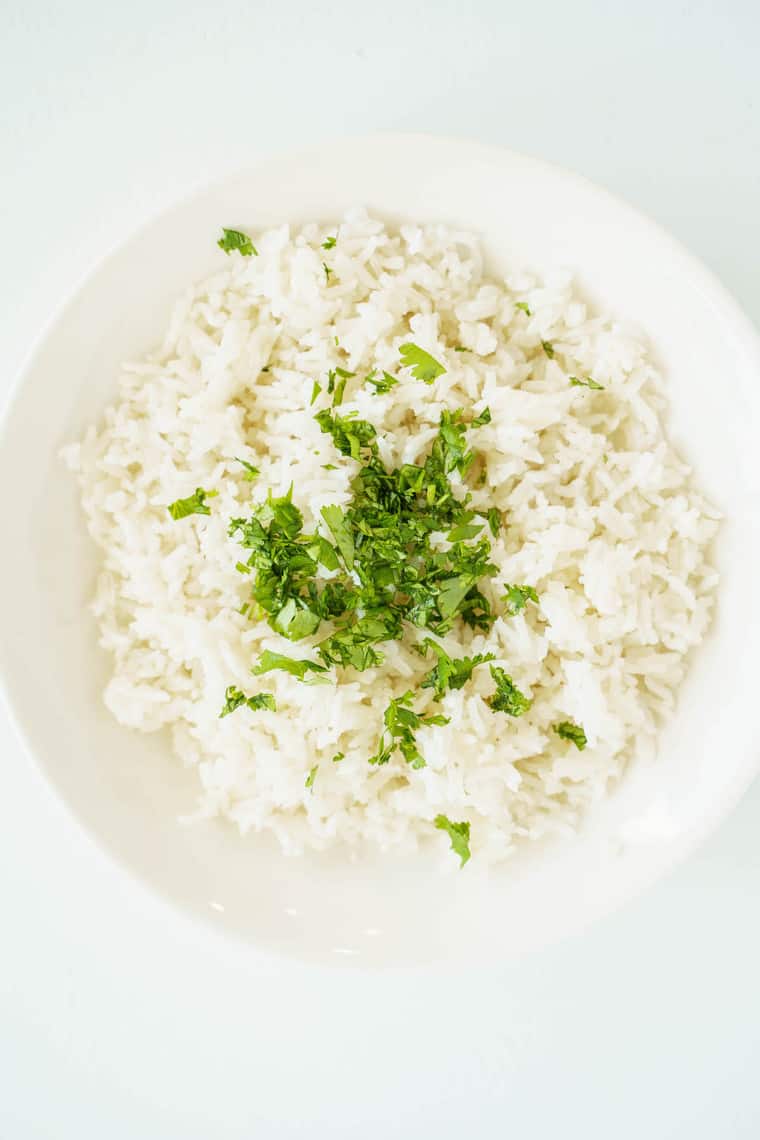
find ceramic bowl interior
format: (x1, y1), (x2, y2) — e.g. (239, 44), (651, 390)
(1, 136), (759, 965)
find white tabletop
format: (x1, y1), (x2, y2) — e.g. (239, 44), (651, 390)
(2, 2), (759, 1136)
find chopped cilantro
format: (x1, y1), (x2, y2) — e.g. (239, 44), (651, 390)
(503, 584), (539, 616)
(323, 262), (332, 282)
(514, 301), (531, 316)
(331, 751), (345, 763)
(486, 507), (501, 537)
(399, 342), (446, 384)
(219, 685), (276, 717)
(218, 228), (257, 256)
(472, 407), (491, 427)
(235, 458), (259, 481)
(305, 764), (318, 790)
(330, 367), (354, 407)
(320, 504), (355, 569)
(322, 235), (337, 250)
(553, 721), (587, 750)
(447, 522), (485, 542)
(487, 666), (531, 716)
(369, 691), (449, 769)
(366, 370), (398, 395)
(569, 376), (605, 390)
(541, 340), (555, 359)
(167, 487), (217, 520)
(310, 380), (322, 406)
(453, 345), (467, 353)
(251, 650), (328, 680)
(314, 409), (377, 460)
(234, 408), (499, 685)
(321, 462), (338, 470)
(420, 640), (495, 699)
(434, 815), (471, 867)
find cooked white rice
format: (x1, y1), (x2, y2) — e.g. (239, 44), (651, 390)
(63, 209), (719, 863)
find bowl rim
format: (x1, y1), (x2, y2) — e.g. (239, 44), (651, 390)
(2, 132), (760, 965)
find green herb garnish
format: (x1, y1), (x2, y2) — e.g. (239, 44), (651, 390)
(219, 686), (276, 717)
(514, 301), (531, 316)
(569, 376), (604, 390)
(366, 370), (398, 395)
(251, 649), (328, 680)
(502, 584), (539, 616)
(315, 409), (377, 460)
(322, 236), (337, 250)
(236, 458), (259, 481)
(399, 343), (446, 384)
(323, 262), (332, 282)
(310, 381), (322, 406)
(167, 487), (217, 520)
(541, 340), (555, 359)
(331, 751), (345, 763)
(553, 721), (587, 750)
(471, 407), (491, 427)
(233, 409), (498, 684)
(369, 691), (450, 769)
(329, 367), (354, 407)
(218, 228), (257, 256)
(420, 640), (495, 700)
(434, 815), (471, 867)
(305, 764), (318, 790)
(486, 666), (531, 716)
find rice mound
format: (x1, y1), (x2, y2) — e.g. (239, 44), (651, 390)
(63, 210), (719, 863)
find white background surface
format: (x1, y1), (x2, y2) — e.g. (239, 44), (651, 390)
(1, 1), (759, 1136)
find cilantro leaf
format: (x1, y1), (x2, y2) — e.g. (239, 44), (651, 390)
(569, 376), (605, 390)
(514, 301), (531, 316)
(370, 691), (450, 769)
(330, 367), (354, 407)
(331, 751), (345, 763)
(310, 380), (322, 406)
(322, 236), (337, 250)
(218, 228), (257, 256)
(320, 504), (355, 569)
(434, 815), (471, 867)
(314, 409), (377, 461)
(219, 685), (276, 717)
(541, 340), (555, 359)
(502, 584), (539, 616)
(399, 342), (446, 384)
(167, 487), (217, 520)
(235, 458), (259, 481)
(420, 640), (495, 699)
(471, 407), (491, 427)
(553, 721), (587, 750)
(486, 507), (501, 537)
(366, 370), (398, 395)
(305, 764), (318, 790)
(273, 599), (321, 640)
(318, 613), (398, 672)
(252, 650), (328, 680)
(447, 522), (484, 542)
(487, 666), (531, 716)
(323, 262), (332, 282)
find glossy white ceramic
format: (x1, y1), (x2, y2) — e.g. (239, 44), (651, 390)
(1, 135), (758, 965)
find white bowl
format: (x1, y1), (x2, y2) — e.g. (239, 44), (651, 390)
(2, 135), (759, 966)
